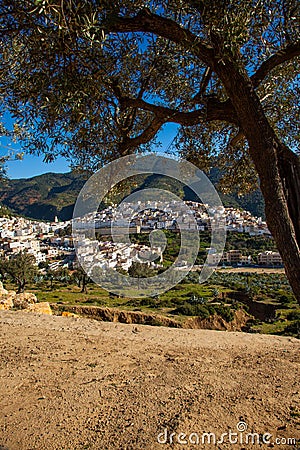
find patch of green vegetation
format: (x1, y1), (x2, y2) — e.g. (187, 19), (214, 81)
(0, 203), (13, 217)
(3, 255), (298, 337)
(208, 272), (296, 304)
(282, 320), (300, 339)
(252, 321), (289, 335)
(173, 303), (212, 318)
(172, 301), (234, 322)
(286, 310), (300, 321)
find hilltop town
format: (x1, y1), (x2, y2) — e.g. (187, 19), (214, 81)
(0, 201), (282, 273)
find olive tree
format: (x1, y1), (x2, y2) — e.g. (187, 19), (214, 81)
(0, 251), (37, 293)
(0, 0), (299, 301)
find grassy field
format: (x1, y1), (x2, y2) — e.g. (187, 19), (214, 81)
(4, 270), (299, 338)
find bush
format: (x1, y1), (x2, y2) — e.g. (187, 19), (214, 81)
(279, 294), (292, 305)
(283, 320), (300, 338)
(158, 298), (180, 308)
(193, 304), (211, 319)
(214, 305), (234, 322)
(188, 294), (207, 305)
(174, 303), (211, 318)
(287, 310), (300, 321)
(173, 302), (195, 316)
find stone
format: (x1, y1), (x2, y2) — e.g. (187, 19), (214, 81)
(61, 311), (78, 318)
(25, 302), (52, 315)
(14, 292), (38, 309)
(0, 281), (9, 295)
(0, 294), (14, 310)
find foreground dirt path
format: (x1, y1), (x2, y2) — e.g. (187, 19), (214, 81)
(0, 311), (299, 450)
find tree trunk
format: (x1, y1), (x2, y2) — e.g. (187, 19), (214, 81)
(213, 60), (300, 303)
(277, 145), (300, 246)
(17, 280), (26, 294)
(262, 166), (300, 303)
(269, 144), (300, 302)
(81, 273), (88, 293)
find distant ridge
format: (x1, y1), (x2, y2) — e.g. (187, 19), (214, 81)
(0, 171), (265, 221)
(0, 172), (86, 221)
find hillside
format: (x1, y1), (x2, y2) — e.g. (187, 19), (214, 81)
(0, 310), (299, 450)
(0, 171), (265, 221)
(0, 172), (86, 221)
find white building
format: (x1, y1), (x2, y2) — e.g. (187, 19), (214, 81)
(258, 251), (283, 266)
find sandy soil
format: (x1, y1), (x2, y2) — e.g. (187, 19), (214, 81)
(0, 310), (299, 450)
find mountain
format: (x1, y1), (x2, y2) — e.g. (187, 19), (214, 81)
(0, 171), (265, 221)
(0, 172), (86, 221)
(207, 167), (265, 219)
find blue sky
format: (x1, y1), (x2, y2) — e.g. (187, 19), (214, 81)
(5, 152), (70, 179)
(0, 114), (179, 179)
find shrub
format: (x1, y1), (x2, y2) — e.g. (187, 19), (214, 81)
(193, 304), (211, 319)
(283, 320), (300, 338)
(174, 302), (195, 316)
(214, 306), (234, 322)
(174, 303), (211, 318)
(287, 310), (300, 321)
(279, 294), (293, 305)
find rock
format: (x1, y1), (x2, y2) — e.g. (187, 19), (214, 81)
(0, 294), (14, 310)
(61, 311), (78, 318)
(0, 281), (9, 295)
(14, 292), (38, 309)
(25, 302), (52, 315)
(0, 287), (16, 310)
(0, 287), (45, 313)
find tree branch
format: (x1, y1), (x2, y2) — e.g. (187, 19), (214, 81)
(192, 66), (213, 103)
(103, 9), (242, 128)
(117, 95), (239, 153)
(103, 9), (214, 65)
(229, 129), (244, 147)
(119, 116), (165, 154)
(121, 94), (238, 125)
(120, 97), (207, 125)
(251, 40), (300, 88)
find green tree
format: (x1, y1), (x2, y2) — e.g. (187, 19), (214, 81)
(0, 251), (37, 293)
(128, 261), (155, 278)
(0, 1), (300, 301)
(72, 267), (90, 293)
(38, 260), (49, 270)
(128, 261), (156, 289)
(45, 268), (56, 290)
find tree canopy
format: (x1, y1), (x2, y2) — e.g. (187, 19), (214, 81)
(0, 251), (37, 293)
(1, 0), (300, 302)
(0, 0), (298, 191)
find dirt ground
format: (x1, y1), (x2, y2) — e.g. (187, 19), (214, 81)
(0, 310), (299, 450)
